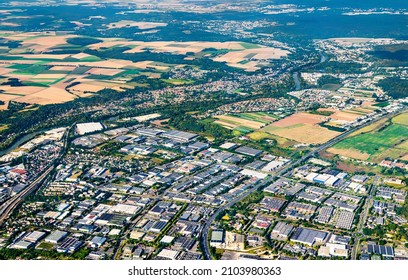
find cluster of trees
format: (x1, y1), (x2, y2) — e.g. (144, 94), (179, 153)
(66, 37), (102, 46)
(1, 78), (24, 87)
(396, 198), (408, 220)
(378, 77), (408, 99)
(0, 39), (21, 48)
(168, 114), (232, 142)
(317, 75), (342, 87)
(258, 76), (296, 99)
(311, 61), (363, 74)
(0, 247), (89, 260)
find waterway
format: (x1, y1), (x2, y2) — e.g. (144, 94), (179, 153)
(293, 72), (301, 90)
(0, 130), (46, 157)
(292, 53), (328, 90)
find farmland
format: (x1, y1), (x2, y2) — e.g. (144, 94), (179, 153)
(327, 112), (408, 162)
(0, 32), (290, 108)
(213, 112), (277, 133)
(260, 112), (341, 145)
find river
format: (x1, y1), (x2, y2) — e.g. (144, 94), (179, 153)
(292, 53), (328, 90)
(0, 130), (46, 157)
(293, 72), (301, 91)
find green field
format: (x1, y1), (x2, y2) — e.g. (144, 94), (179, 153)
(233, 112), (277, 123)
(233, 126), (253, 134)
(9, 64), (50, 75)
(331, 115), (408, 162)
(240, 42), (261, 49)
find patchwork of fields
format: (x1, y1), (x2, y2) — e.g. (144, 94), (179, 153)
(213, 112), (277, 134)
(0, 32), (289, 109)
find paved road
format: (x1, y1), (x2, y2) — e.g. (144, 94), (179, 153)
(200, 110), (404, 260)
(0, 124), (74, 226)
(351, 183), (377, 259)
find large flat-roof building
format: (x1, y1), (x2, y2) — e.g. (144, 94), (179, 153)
(260, 197), (287, 213)
(45, 230), (68, 244)
(367, 244), (394, 258)
(271, 222), (294, 240)
(23, 231), (46, 243)
(76, 122), (104, 135)
(235, 146), (263, 157)
(57, 237), (83, 253)
(335, 210), (354, 230)
(162, 130), (198, 142)
(210, 229), (225, 247)
(290, 227), (329, 246)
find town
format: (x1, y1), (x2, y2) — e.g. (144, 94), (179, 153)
(0, 102), (407, 259)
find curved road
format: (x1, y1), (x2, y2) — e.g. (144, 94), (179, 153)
(200, 109), (405, 260)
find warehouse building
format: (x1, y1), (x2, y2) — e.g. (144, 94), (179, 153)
(235, 146), (263, 157)
(45, 230), (68, 244)
(76, 122), (104, 135)
(290, 227), (329, 246)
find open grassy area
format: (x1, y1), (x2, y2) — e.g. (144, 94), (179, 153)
(392, 112), (408, 126)
(247, 131), (273, 141)
(36, 242), (55, 251)
(236, 112), (276, 123)
(162, 78), (194, 85)
(240, 42), (261, 49)
(328, 113), (408, 162)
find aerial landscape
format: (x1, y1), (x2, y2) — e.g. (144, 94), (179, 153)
(0, 0), (407, 262)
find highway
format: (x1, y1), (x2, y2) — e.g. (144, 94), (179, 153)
(0, 124), (74, 227)
(200, 110), (404, 260)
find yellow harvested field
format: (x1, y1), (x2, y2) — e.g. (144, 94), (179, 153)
(0, 67), (14, 75)
(392, 112), (408, 126)
(71, 52), (93, 60)
(34, 73), (66, 79)
(327, 147), (370, 161)
(215, 48), (288, 63)
(213, 120), (236, 129)
(86, 68), (123, 76)
(49, 65), (76, 72)
(89, 59), (141, 69)
(20, 54), (71, 60)
(21, 34), (74, 52)
(330, 111), (361, 121)
(0, 93), (21, 101)
(14, 87), (75, 105)
(0, 85), (43, 95)
(271, 112), (325, 127)
(69, 83), (106, 94)
(214, 115), (265, 129)
(229, 61), (260, 72)
(263, 124), (340, 144)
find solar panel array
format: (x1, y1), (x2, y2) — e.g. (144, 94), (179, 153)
(367, 244), (394, 257)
